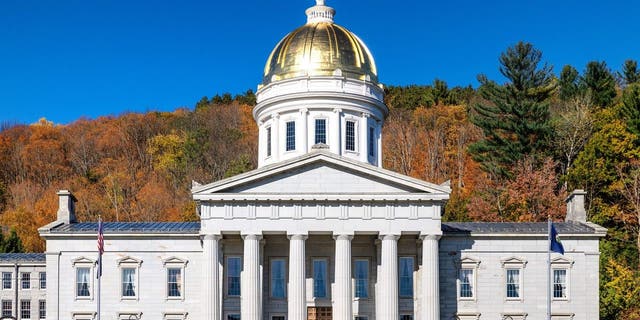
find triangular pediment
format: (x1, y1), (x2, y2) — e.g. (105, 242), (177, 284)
(192, 151), (450, 197)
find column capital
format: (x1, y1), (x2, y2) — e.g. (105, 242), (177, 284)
(420, 233), (442, 241)
(202, 234), (223, 241)
(241, 233), (263, 241)
(287, 233), (308, 241)
(361, 112), (371, 118)
(271, 112), (280, 119)
(300, 108), (309, 114)
(332, 232), (354, 241)
(378, 233), (400, 241)
(333, 108), (343, 114)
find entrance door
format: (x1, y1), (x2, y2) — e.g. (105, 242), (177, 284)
(307, 307), (332, 320)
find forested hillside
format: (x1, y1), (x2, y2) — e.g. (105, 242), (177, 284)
(1, 42), (638, 318)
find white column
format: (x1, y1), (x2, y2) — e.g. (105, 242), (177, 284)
(377, 234), (399, 320)
(242, 234), (263, 320)
(333, 233), (353, 320)
(420, 234), (441, 320)
(204, 234), (222, 320)
(272, 113), (280, 162)
(288, 234), (308, 320)
(360, 113), (369, 162)
(331, 108), (342, 155)
(300, 108), (308, 153)
(376, 121), (382, 168)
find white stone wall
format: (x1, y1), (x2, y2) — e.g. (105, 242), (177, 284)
(0, 263), (46, 319)
(46, 235), (202, 320)
(439, 235), (601, 320)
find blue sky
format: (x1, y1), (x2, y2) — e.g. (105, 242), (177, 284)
(1, 0), (638, 124)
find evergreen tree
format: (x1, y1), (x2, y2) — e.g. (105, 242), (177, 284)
(621, 83), (640, 137)
(559, 65), (582, 101)
(621, 59), (640, 85)
(582, 61), (617, 107)
(469, 42), (555, 178)
(1, 229), (23, 253)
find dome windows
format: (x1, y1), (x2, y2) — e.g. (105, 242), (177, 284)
(285, 121), (296, 152)
(315, 119), (327, 144)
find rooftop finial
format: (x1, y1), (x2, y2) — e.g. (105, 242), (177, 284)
(306, 0), (335, 24)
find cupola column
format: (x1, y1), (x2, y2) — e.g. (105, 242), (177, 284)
(331, 108), (342, 154)
(300, 108), (309, 153)
(360, 113), (370, 162)
(272, 114), (280, 162)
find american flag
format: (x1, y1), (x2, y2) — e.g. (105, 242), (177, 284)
(97, 218), (104, 278)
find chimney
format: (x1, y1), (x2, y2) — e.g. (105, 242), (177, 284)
(57, 190), (77, 224)
(565, 189), (587, 223)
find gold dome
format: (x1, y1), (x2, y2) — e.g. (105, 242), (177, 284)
(262, 3), (378, 86)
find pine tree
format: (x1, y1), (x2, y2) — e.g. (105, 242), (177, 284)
(2, 229), (23, 253)
(559, 65), (582, 101)
(621, 60), (640, 85)
(582, 61), (617, 107)
(621, 83), (640, 137)
(469, 42), (555, 178)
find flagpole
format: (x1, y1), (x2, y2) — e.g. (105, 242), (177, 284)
(97, 217), (102, 320)
(547, 218), (551, 320)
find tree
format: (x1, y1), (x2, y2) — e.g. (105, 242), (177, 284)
(0, 229), (24, 253)
(582, 61), (617, 107)
(620, 60), (640, 86)
(469, 42), (555, 178)
(559, 65), (582, 101)
(620, 83), (640, 137)
(551, 93), (594, 176)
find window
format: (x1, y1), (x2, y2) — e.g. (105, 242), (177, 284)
(122, 268), (136, 298)
(39, 272), (46, 289)
(272, 316), (285, 320)
(21, 272), (30, 289)
(167, 268), (182, 298)
(458, 257), (479, 300)
(118, 257), (141, 299)
(399, 257), (414, 297)
(227, 314), (240, 320)
(266, 126), (272, 157)
(315, 119), (327, 144)
(553, 269), (568, 299)
(2, 272), (11, 289)
(400, 316), (413, 320)
(1, 300), (11, 317)
(271, 259), (286, 299)
(459, 269), (474, 298)
(286, 121), (296, 151)
(313, 259), (327, 298)
(355, 316), (368, 320)
(38, 300), (45, 319)
(345, 120), (356, 151)
(354, 259), (369, 298)
(76, 267), (91, 297)
(20, 300), (30, 319)
(506, 269), (521, 298)
(163, 256), (187, 299)
(227, 256), (241, 296)
(368, 126), (375, 157)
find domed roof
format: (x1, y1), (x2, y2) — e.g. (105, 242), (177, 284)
(262, 1), (378, 86)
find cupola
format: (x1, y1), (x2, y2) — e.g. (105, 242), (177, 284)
(255, 1), (388, 168)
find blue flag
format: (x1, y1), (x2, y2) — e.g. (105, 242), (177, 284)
(550, 223), (565, 255)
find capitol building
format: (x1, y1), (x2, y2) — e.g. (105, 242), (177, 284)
(32, 1), (606, 320)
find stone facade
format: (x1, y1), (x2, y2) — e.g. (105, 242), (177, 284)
(0, 253), (47, 320)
